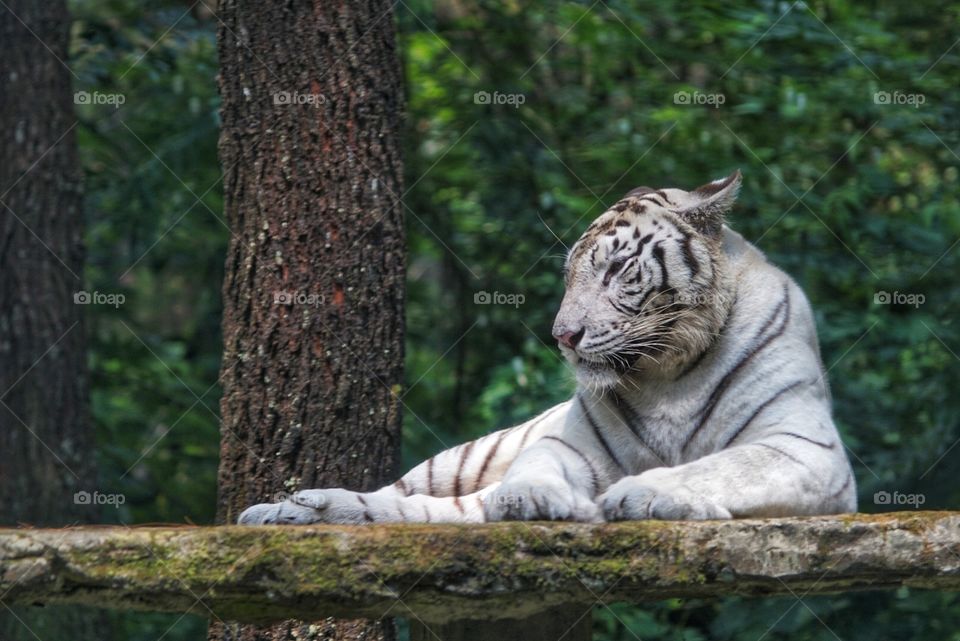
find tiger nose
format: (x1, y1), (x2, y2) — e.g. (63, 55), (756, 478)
(553, 327), (585, 349)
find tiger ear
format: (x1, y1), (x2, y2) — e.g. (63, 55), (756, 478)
(676, 170), (742, 236)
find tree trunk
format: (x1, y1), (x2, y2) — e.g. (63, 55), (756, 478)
(0, 0), (93, 527)
(0, 1), (99, 638)
(211, 1), (406, 640)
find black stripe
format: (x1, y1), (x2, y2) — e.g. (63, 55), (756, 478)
(638, 194), (665, 207)
(518, 423), (535, 450)
(755, 442), (817, 474)
(652, 242), (668, 286)
(682, 284), (791, 454)
(630, 285), (658, 314)
(722, 379), (810, 448)
(585, 333), (621, 351)
(518, 404), (565, 450)
(541, 436), (599, 495)
(578, 396), (627, 474)
(829, 473), (853, 499)
(675, 293), (736, 380)
(768, 431), (836, 450)
(610, 392), (667, 464)
(656, 190), (674, 205)
(680, 235), (700, 277)
(453, 440), (475, 498)
(474, 429), (508, 492)
(394, 478), (410, 496)
(427, 457), (435, 495)
(611, 299), (632, 315)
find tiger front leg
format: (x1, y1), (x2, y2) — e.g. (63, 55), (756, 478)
(238, 485), (491, 524)
(483, 438), (603, 522)
(598, 432), (855, 520)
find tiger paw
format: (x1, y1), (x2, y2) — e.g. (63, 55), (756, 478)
(237, 499), (325, 525)
(483, 478), (601, 522)
(238, 489), (377, 525)
(598, 475), (732, 521)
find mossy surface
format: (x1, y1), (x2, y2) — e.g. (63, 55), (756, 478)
(1, 512), (959, 623)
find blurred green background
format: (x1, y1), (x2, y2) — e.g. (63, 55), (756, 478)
(66, 0), (958, 639)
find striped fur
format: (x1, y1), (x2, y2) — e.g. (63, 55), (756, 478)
(239, 170), (857, 525)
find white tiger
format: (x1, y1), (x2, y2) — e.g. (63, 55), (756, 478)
(239, 170), (857, 525)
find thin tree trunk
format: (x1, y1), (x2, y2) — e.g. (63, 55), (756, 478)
(0, 1), (99, 638)
(211, 1), (405, 640)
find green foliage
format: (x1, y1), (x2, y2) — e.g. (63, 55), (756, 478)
(72, 0), (223, 526)
(399, 1), (960, 637)
(69, 0), (960, 639)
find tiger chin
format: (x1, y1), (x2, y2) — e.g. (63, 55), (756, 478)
(239, 170), (857, 526)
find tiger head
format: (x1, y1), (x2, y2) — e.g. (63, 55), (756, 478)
(553, 170), (741, 391)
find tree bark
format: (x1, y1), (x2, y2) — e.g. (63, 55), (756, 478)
(0, 0), (94, 528)
(3, 514), (960, 622)
(212, 1), (406, 640)
(0, 1), (100, 638)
